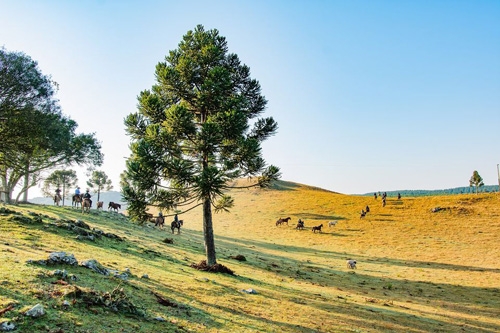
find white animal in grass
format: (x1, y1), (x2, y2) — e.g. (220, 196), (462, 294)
(346, 259), (357, 269)
(328, 220), (338, 228)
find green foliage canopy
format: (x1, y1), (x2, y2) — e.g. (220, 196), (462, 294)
(43, 169), (78, 206)
(123, 25), (280, 265)
(0, 47), (103, 203)
(87, 170), (113, 202)
(469, 170), (484, 194)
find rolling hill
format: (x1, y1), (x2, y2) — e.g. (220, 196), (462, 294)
(1, 180), (499, 332)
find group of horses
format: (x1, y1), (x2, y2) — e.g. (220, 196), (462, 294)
(153, 215), (183, 234)
(275, 216), (326, 233)
(52, 194), (121, 214)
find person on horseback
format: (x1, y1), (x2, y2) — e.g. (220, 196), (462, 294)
(55, 188), (62, 201)
(83, 189), (92, 207)
(75, 186), (81, 196)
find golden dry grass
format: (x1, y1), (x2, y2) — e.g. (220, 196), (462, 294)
(1, 180), (499, 332)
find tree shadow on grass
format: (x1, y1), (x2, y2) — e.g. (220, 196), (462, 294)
(182, 231), (500, 332)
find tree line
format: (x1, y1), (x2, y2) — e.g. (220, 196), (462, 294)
(0, 47), (104, 203)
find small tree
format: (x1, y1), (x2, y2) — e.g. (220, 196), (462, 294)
(43, 170), (78, 205)
(469, 170), (484, 194)
(87, 170), (113, 202)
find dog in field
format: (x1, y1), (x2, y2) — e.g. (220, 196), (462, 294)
(328, 221), (338, 228)
(346, 259), (357, 269)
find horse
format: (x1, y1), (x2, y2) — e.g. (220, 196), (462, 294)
(72, 194), (82, 208)
(312, 224), (323, 233)
(82, 198), (91, 213)
(295, 219), (305, 230)
(96, 201), (104, 210)
(276, 217), (291, 226)
(155, 216), (165, 228)
(108, 202), (121, 212)
(54, 195), (62, 206)
(171, 220), (183, 234)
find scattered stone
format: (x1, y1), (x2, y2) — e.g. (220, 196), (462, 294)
(240, 288), (257, 294)
(162, 238), (173, 244)
(25, 304), (45, 317)
(113, 272), (129, 281)
(48, 252), (78, 266)
(0, 321), (15, 331)
(124, 268), (131, 274)
(104, 232), (124, 241)
(62, 300), (71, 309)
(154, 316), (166, 322)
(229, 254), (247, 261)
(52, 269), (68, 279)
(74, 220), (90, 229)
(141, 274), (149, 279)
(75, 235), (95, 242)
(431, 207), (442, 213)
(80, 259), (109, 275)
(0, 207), (19, 215)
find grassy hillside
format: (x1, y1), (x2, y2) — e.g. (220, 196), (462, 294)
(1, 180), (499, 332)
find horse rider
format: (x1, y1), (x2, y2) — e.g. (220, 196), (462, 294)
(55, 188), (62, 201)
(75, 186), (81, 196)
(83, 189), (92, 207)
(174, 213), (179, 224)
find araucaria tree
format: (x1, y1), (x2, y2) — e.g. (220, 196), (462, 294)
(87, 170), (113, 202)
(469, 170), (484, 194)
(123, 25), (280, 266)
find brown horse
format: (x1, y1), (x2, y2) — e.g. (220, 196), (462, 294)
(312, 224), (323, 233)
(108, 202), (121, 212)
(96, 201), (104, 210)
(276, 217), (291, 226)
(54, 195), (62, 206)
(82, 198), (91, 213)
(72, 194), (83, 208)
(171, 220), (183, 234)
(155, 216), (165, 228)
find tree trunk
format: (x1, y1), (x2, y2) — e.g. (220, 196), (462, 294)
(202, 197), (217, 266)
(62, 183), (66, 206)
(22, 172), (29, 202)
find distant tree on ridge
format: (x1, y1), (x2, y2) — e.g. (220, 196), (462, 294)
(469, 170), (484, 194)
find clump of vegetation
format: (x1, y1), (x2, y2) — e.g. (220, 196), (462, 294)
(67, 285), (145, 317)
(190, 260), (235, 275)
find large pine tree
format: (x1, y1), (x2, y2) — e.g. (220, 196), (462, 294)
(123, 25), (280, 266)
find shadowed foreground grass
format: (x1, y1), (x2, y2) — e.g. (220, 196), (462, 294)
(1, 180), (499, 332)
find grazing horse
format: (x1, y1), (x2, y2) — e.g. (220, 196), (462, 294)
(72, 194), (83, 208)
(108, 202), (121, 212)
(276, 217), (291, 226)
(82, 198), (91, 213)
(312, 224), (323, 233)
(171, 220), (183, 234)
(54, 195), (62, 206)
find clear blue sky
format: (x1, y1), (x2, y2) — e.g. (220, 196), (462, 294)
(1, 0), (499, 198)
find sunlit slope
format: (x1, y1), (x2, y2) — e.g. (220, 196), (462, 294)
(1, 180), (499, 333)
